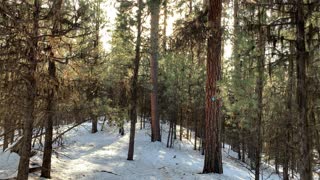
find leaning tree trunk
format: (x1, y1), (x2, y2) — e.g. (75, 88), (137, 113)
(203, 0), (223, 174)
(149, 0), (161, 142)
(127, 0), (143, 161)
(17, 1), (40, 179)
(296, 0), (312, 179)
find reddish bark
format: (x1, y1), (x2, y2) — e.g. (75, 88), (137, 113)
(203, 0), (223, 174)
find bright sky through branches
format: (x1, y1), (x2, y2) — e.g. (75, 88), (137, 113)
(100, 1), (232, 59)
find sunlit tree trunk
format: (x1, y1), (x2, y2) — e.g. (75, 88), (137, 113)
(149, 0), (161, 142)
(203, 0), (223, 174)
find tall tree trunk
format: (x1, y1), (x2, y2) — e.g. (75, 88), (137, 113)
(150, 0), (161, 142)
(232, 0), (242, 161)
(203, 0), (223, 174)
(128, 0), (143, 160)
(41, 0), (63, 177)
(91, 0), (101, 134)
(254, 6), (266, 180)
(17, 1), (39, 179)
(296, 0), (312, 179)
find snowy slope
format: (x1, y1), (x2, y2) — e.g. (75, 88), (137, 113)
(0, 121), (283, 180)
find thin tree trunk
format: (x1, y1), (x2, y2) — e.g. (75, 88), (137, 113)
(241, 131), (245, 163)
(173, 110), (177, 140)
(254, 5), (266, 180)
(194, 110), (198, 150)
(232, 0), (242, 161)
(179, 107), (183, 141)
(128, 0), (143, 160)
(170, 115), (175, 147)
(3, 119), (9, 151)
(3, 73), (9, 151)
(283, 43), (294, 180)
(167, 119), (172, 148)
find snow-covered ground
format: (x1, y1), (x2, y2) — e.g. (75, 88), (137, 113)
(0, 121), (283, 180)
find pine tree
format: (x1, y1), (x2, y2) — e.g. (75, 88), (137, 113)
(128, 0), (143, 160)
(203, 0), (223, 174)
(149, 0), (161, 142)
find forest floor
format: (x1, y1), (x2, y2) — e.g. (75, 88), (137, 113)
(0, 121), (284, 180)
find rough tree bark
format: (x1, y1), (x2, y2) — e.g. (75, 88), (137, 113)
(149, 0), (161, 142)
(296, 0), (312, 179)
(203, 0), (223, 174)
(127, 0), (143, 161)
(17, 0), (40, 179)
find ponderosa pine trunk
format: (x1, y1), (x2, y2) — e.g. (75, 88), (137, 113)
(149, 0), (161, 142)
(203, 0), (223, 174)
(128, 0), (143, 161)
(296, 0), (312, 179)
(17, 1), (40, 179)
